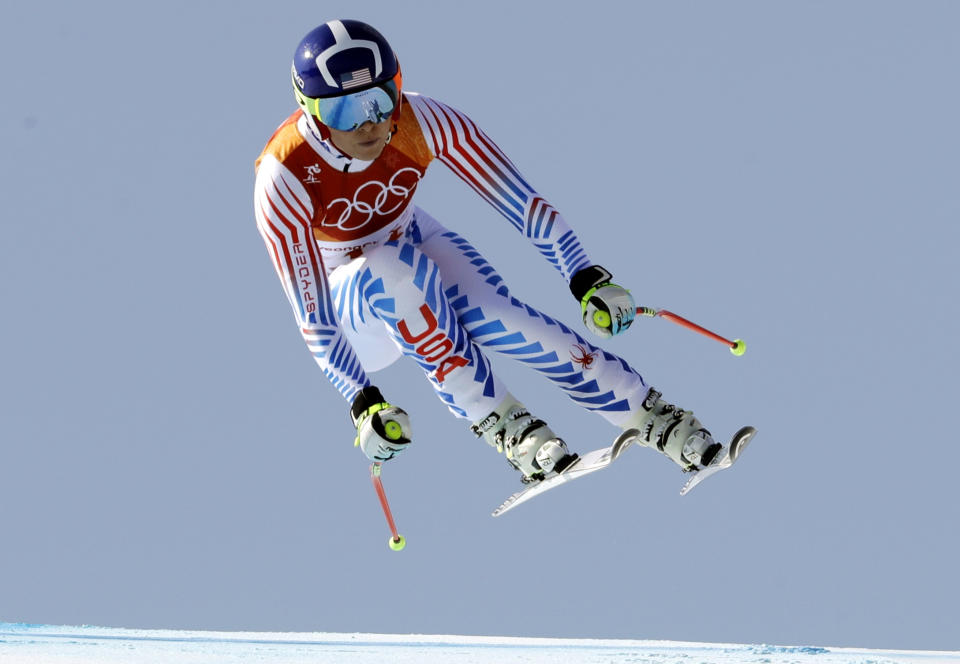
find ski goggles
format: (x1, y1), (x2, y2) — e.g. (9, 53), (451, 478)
(295, 75), (401, 131)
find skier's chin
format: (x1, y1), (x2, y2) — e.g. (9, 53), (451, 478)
(353, 142), (386, 161)
(328, 121), (392, 161)
(334, 138), (386, 161)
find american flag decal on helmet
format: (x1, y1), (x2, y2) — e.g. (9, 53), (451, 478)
(341, 68), (372, 89)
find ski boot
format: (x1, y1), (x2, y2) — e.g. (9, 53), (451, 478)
(472, 396), (578, 483)
(622, 388), (723, 472)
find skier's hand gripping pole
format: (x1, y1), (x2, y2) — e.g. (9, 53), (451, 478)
(370, 462), (406, 551)
(351, 386), (412, 463)
(569, 265), (636, 339)
(636, 306), (747, 356)
(569, 265), (745, 354)
(351, 386), (410, 550)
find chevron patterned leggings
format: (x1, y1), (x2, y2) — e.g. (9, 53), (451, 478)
(329, 208), (648, 425)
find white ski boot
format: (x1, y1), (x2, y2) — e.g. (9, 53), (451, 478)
(472, 396), (578, 483)
(622, 388), (723, 471)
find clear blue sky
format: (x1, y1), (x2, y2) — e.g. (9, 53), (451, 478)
(1, 0), (958, 652)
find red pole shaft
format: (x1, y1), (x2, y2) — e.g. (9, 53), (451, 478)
(637, 307), (736, 349)
(370, 463), (401, 543)
(658, 310), (735, 347)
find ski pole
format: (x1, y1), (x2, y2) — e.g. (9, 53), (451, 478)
(635, 306), (746, 356)
(370, 462), (406, 551)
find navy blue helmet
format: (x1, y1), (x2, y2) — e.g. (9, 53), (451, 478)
(292, 20), (403, 132)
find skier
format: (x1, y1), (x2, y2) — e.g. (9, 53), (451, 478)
(254, 19), (728, 485)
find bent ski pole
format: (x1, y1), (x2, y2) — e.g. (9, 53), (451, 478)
(635, 306), (746, 356)
(370, 462), (406, 551)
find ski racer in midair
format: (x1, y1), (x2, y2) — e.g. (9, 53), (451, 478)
(254, 19), (727, 484)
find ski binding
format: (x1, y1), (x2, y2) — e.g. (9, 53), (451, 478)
(492, 429), (637, 517)
(679, 426), (757, 495)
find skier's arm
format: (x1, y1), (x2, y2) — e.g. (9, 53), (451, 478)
(254, 156), (370, 403)
(406, 94), (592, 282)
(406, 94), (635, 337)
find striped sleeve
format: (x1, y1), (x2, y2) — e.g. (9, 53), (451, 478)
(406, 93), (592, 282)
(254, 155), (369, 403)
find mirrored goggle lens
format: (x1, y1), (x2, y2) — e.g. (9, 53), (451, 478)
(315, 81), (398, 131)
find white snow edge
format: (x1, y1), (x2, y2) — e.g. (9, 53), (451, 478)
(1, 623), (956, 658)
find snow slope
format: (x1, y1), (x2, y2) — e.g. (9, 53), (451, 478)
(0, 624), (956, 664)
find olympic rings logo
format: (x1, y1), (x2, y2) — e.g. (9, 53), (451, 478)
(323, 167), (422, 231)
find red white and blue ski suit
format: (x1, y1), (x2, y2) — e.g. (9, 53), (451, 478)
(254, 93), (648, 425)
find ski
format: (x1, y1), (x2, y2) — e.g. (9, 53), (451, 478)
(492, 426), (758, 516)
(492, 429), (637, 517)
(679, 426), (757, 495)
